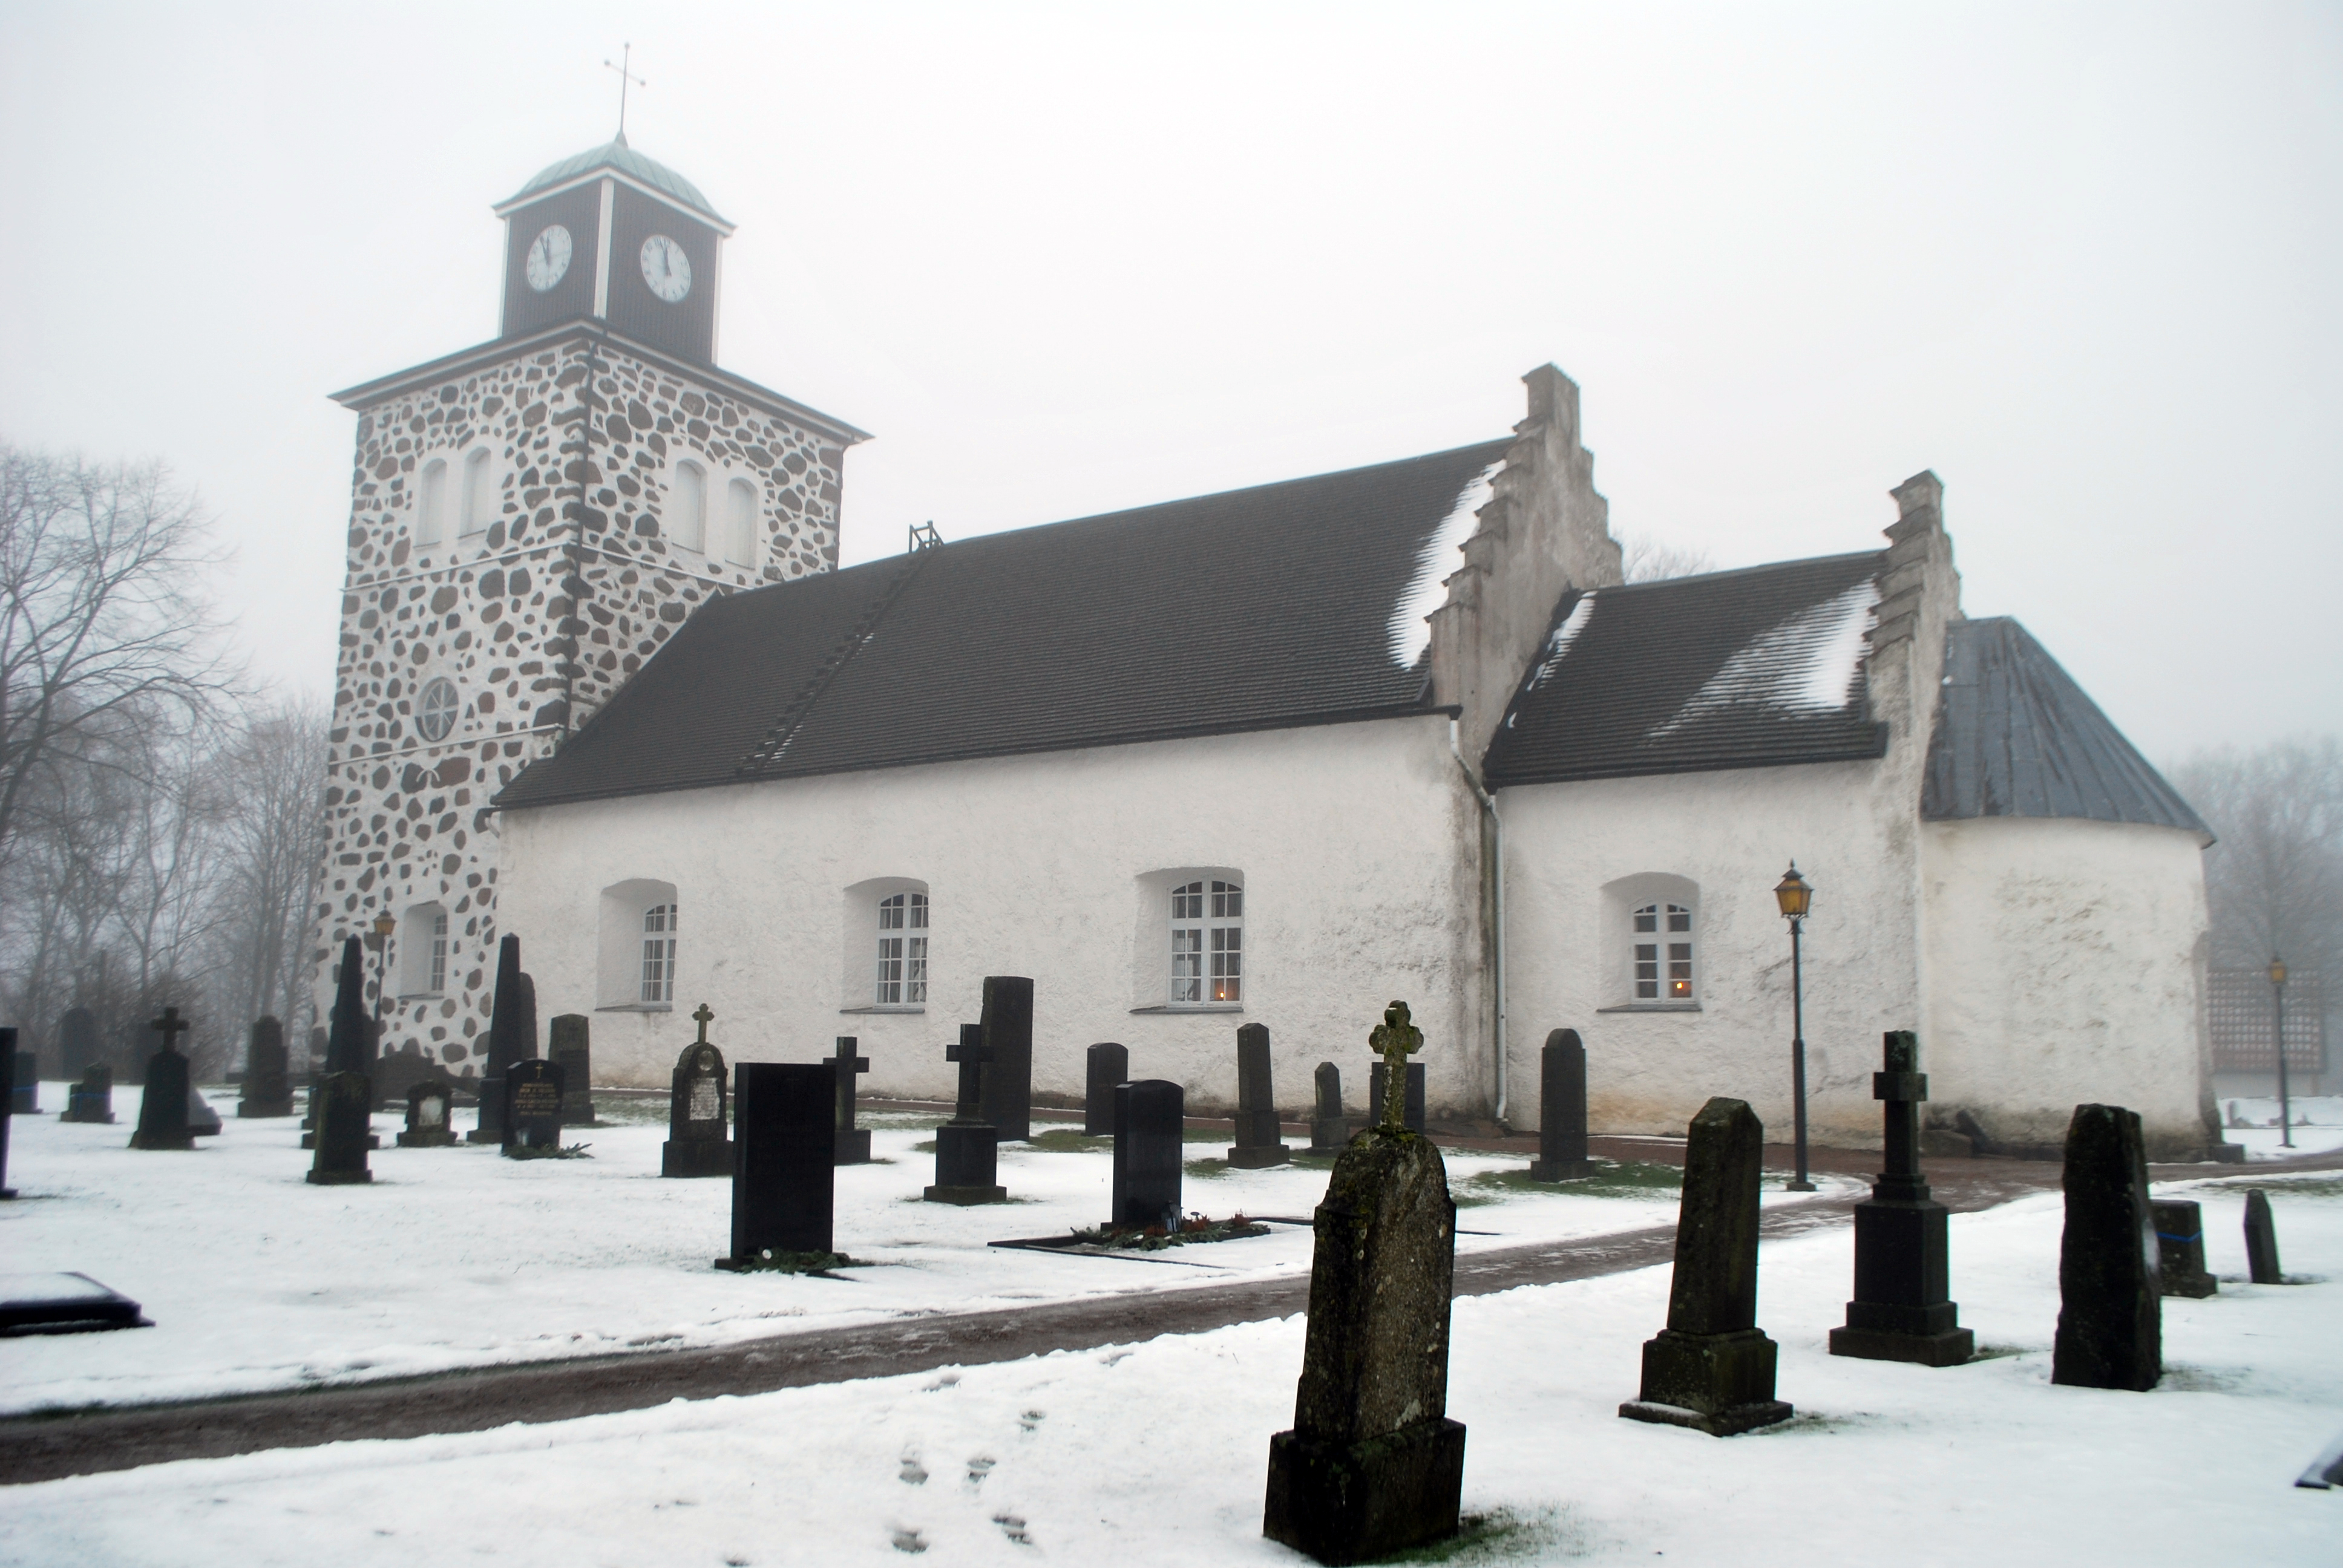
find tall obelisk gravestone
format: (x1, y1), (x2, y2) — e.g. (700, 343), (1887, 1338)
(470, 936), (535, 1143)
(1264, 1002), (1464, 1565)
(306, 938), (379, 1150)
(2051, 1103), (2160, 1391)
(307, 942), (375, 1184)
(1829, 1031), (1973, 1365)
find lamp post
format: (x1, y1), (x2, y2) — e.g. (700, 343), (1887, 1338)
(2270, 956), (2292, 1151)
(369, 912), (398, 1036)
(1774, 862), (1817, 1192)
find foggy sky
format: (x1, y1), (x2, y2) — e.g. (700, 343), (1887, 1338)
(1, 2), (2336, 763)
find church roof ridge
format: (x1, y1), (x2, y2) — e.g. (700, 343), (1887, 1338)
(498, 137), (729, 228)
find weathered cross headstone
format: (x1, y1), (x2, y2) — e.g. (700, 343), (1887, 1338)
(662, 1007), (732, 1178)
(129, 1008), (197, 1152)
(1829, 1031), (1973, 1365)
(976, 976), (1034, 1143)
(502, 1059), (566, 1154)
(306, 1070), (374, 1185)
(2244, 1189), (2283, 1284)
(549, 1013), (597, 1126)
(1620, 1097), (1793, 1434)
(470, 936), (536, 1143)
(719, 1059), (836, 1265)
(1307, 1063), (1350, 1155)
(1113, 1079), (1185, 1229)
(64, 1064), (115, 1124)
(306, 938), (380, 1150)
(1366, 1060), (1426, 1134)
(831, 1036), (872, 1165)
(2050, 1103), (2160, 1391)
(2149, 1199), (2218, 1298)
(1083, 1042), (1128, 1135)
(1527, 1028), (1596, 1181)
(238, 1017), (293, 1118)
(10, 1048), (39, 1115)
(1264, 1001), (1464, 1564)
(924, 1025), (1006, 1205)
(1228, 1023), (1289, 1168)
(397, 1081), (458, 1147)
(56, 1007), (100, 1082)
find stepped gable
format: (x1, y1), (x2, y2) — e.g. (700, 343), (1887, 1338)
(1482, 550), (1893, 787)
(496, 439), (1511, 808)
(1921, 616), (2206, 832)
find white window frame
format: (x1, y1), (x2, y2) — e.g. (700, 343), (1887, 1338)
(398, 901), (450, 998)
(641, 903), (678, 1004)
(725, 477), (759, 566)
(1170, 878), (1242, 1005)
(673, 459), (708, 552)
(428, 909), (448, 994)
(458, 447), (494, 538)
(875, 891), (929, 1005)
(1632, 902), (1695, 1002)
(416, 458), (448, 545)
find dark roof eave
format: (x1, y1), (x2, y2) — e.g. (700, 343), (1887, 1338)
(1485, 724), (1891, 790)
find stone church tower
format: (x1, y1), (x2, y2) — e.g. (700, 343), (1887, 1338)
(311, 136), (866, 1079)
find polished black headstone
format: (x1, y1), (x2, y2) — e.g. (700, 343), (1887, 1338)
(1621, 1096), (1792, 1435)
(398, 1081), (459, 1147)
(1113, 1079), (1184, 1229)
(549, 1013), (596, 1126)
(56, 1007), (100, 1082)
(1308, 1063), (1350, 1155)
(63, 1064), (115, 1125)
(470, 936), (534, 1143)
(238, 1017), (293, 1117)
(2150, 1198), (2218, 1298)
(10, 1050), (38, 1115)
(1083, 1042), (1128, 1135)
(1830, 1031), (1973, 1365)
(129, 1009), (197, 1151)
(323, 936), (370, 1074)
(1366, 1061), (1426, 1134)
(306, 1070), (374, 1184)
(2244, 1188), (2283, 1284)
(926, 1025), (1006, 1204)
(831, 1036), (871, 1165)
(502, 1059), (566, 1153)
(1527, 1029), (1596, 1181)
(726, 1061), (836, 1260)
(663, 1014), (732, 1178)
(2051, 1103), (2160, 1391)
(976, 976), (1034, 1143)
(1228, 1023), (1289, 1168)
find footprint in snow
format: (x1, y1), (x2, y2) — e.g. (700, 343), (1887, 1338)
(1018, 1409), (1045, 1432)
(898, 1456), (928, 1486)
(994, 1513), (1034, 1546)
(891, 1527), (928, 1554)
(966, 1455), (997, 1485)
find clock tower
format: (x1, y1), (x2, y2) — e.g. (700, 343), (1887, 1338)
(311, 138), (867, 1085)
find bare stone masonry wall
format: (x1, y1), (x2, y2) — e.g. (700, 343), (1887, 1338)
(311, 330), (848, 1078)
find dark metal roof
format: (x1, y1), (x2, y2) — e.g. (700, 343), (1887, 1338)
(1483, 552), (1892, 788)
(1921, 616), (2207, 833)
(499, 136), (729, 228)
(494, 440), (1510, 809)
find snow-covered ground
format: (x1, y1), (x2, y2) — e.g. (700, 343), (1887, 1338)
(2218, 1094), (2343, 1160)
(0, 1084), (1855, 1416)
(3, 1166), (2335, 1566)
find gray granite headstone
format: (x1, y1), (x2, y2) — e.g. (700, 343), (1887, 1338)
(976, 976), (1034, 1143)
(662, 1010), (731, 1178)
(721, 1060), (836, 1263)
(0, 1027), (15, 1198)
(1528, 1029), (1596, 1181)
(1228, 1023), (1289, 1168)
(186, 1086), (223, 1137)
(306, 1070), (373, 1185)
(1307, 1063), (1349, 1155)
(2244, 1188), (2282, 1284)
(2150, 1198), (2217, 1298)
(549, 1013), (596, 1126)
(10, 1050), (38, 1115)
(397, 1081), (459, 1148)
(1112, 1079), (1184, 1230)
(63, 1064), (115, 1125)
(925, 1025), (1006, 1205)
(1083, 1042), (1127, 1135)
(129, 1008), (197, 1152)
(2050, 1103), (2160, 1391)
(1829, 1030), (1973, 1365)
(238, 1017), (293, 1118)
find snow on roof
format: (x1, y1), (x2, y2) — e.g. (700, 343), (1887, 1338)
(1653, 578), (1880, 737)
(1387, 459), (1504, 666)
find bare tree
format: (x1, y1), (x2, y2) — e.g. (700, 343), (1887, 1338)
(209, 697), (330, 1047)
(2168, 736), (2343, 982)
(1620, 533), (1716, 583)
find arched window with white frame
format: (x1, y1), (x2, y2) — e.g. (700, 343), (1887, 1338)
(416, 459), (448, 545)
(876, 891), (928, 1005)
(398, 901), (450, 996)
(726, 477), (758, 566)
(1171, 878), (1242, 1004)
(458, 448), (493, 537)
(1633, 902), (1694, 1001)
(672, 460), (707, 552)
(641, 903), (678, 1004)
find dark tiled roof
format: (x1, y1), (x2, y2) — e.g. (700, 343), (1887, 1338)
(495, 440), (1511, 809)
(1921, 616), (2207, 832)
(503, 137), (727, 227)
(1482, 552), (1892, 788)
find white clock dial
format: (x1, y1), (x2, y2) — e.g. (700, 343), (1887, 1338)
(639, 234), (692, 302)
(524, 224), (572, 292)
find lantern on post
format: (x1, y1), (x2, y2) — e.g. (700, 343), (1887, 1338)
(370, 912), (398, 1028)
(1774, 863), (1817, 1192)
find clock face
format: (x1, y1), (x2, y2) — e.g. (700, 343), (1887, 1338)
(640, 235), (693, 302)
(525, 225), (572, 292)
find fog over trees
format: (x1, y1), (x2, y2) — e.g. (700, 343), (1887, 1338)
(2169, 737), (2343, 1012)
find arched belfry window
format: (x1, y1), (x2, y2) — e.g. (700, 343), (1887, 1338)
(641, 903), (678, 1004)
(1172, 879), (1242, 1004)
(877, 892), (928, 1005)
(1633, 903), (1694, 1001)
(417, 459), (448, 546)
(673, 460), (707, 552)
(459, 448), (493, 537)
(726, 478), (758, 566)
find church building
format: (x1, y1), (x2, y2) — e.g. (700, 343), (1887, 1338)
(321, 140), (2223, 1158)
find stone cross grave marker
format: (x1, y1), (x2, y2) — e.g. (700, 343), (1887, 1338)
(662, 1006), (732, 1178)
(307, 1068), (375, 1185)
(1308, 1063), (1349, 1155)
(1620, 1096), (1793, 1434)
(720, 1059), (837, 1265)
(1084, 1042), (1128, 1135)
(1228, 1022), (1289, 1168)
(1263, 999), (1464, 1564)
(10, 1048), (38, 1115)
(470, 935), (535, 1143)
(2244, 1188), (2283, 1284)
(831, 1036), (871, 1165)
(502, 1059), (566, 1154)
(1113, 1079), (1184, 1230)
(129, 1007), (197, 1152)
(977, 976), (1034, 1143)
(1829, 1030), (1973, 1365)
(925, 1025), (1006, 1205)
(64, 1064), (115, 1125)
(238, 1017), (293, 1118)
(398, 1081), (459, 1148)
(57, 1006), (100, 1082)
(1528, 1028), (1596, 1181)
(549, 1013), (597, 1126)
(1366, 1062), (1426, 1135)
(2051, 1103), (2161, 1391)
(2150, 1199), (2218, 1298)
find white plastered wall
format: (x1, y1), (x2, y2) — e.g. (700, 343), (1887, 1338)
(494, 716), (1488, 1115)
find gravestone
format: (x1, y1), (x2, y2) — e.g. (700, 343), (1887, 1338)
(1264, 1002), (1463, 1564)
(1829, 1031), (1973, 1365)
(549, 1013), (597, 1126)
(1307, 1063), (1351, 1155)
(830, 1036), (872, 1165)
(1084, 1042), (1127, 1135)
(187, 1086), (223, 1136)
(1366, 1061), (1426, 1134)
(0, 1028), (15, 1198)
(2244, 1189), (2283, 1284)
(238, 1017), (293, 1117)
(720, 1059), (837, 1264)
(1620, 1097), (1792, 1435)
(397, 1081), (459, 1147)
(662, 1007), (732, 1178)
(64, 1064), (115, 1124)
(306, 1070), (374, 1185)
(1113, 1079), (1185, 1229)
(1227, 1023), (1289, 1168)
(502, 1059), (566, 1154)
(2149, 1199), (2218, 1298)
(1527, 1028), (1596, 1181)
(10, 1049), (38, 1115)
(925, 1025), (1007, 1205)
(469, 936), (536, 1143)
(307, 936), (376, 1148)
(2050, 1103), (2160, 1391)
(128, 1007), (197, 1151)
(977, 976), (1034, 1143)
(56, 1007), (100, 1082)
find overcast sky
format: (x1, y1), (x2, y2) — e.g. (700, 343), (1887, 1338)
(2, 2), (2336, 763)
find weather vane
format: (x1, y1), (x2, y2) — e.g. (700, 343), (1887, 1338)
(604, 44), (646, 140)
